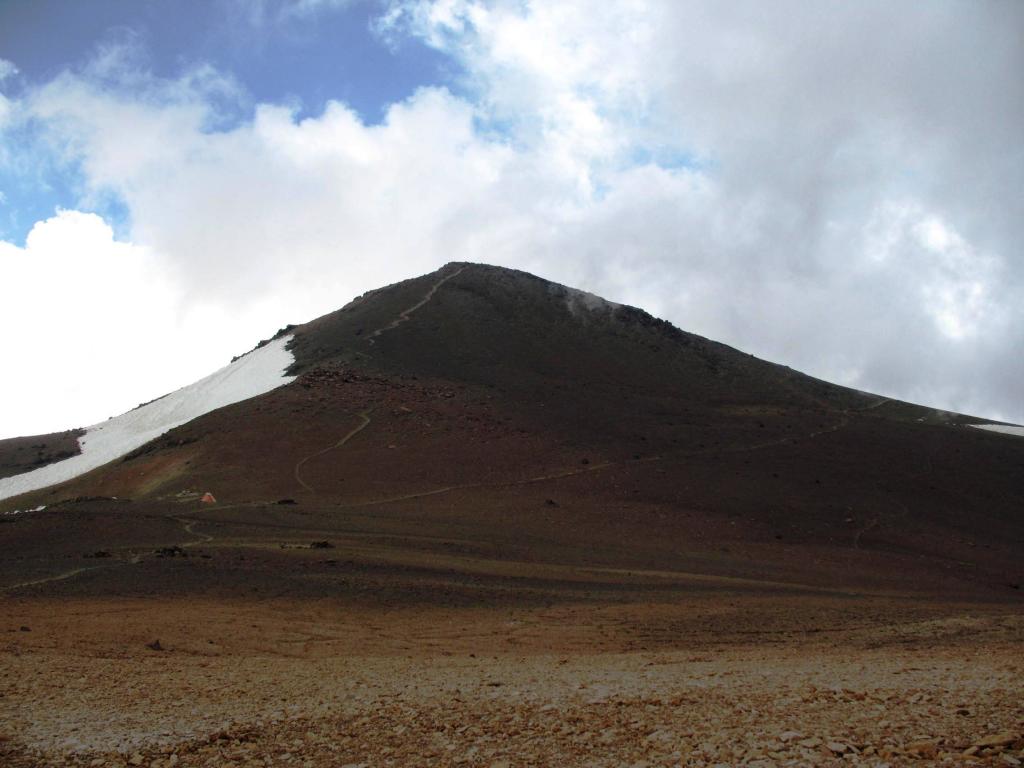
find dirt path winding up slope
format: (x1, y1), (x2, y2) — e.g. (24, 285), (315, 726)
(367, 265), (466, 343)
(293, 410), (373, 494)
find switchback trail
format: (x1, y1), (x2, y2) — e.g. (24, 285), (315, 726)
(2, 565), (113, 593)
(332, 410), (850, 511)
(174, 516), (215, 549)
(294, 410), (373, 494)
(368, 266), (466, 343)
(188, 407), (852, 517)
(3, 516), (213, 592)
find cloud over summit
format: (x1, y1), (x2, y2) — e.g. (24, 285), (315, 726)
(1, 0), (1022, 437)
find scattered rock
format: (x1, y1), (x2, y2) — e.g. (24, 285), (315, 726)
(976, 732), (1019, 748)
(155, 546), (187, 558)
(146, 639), (164, 651)
(310, 541), (333, 549)
(906, 740), (938, 758)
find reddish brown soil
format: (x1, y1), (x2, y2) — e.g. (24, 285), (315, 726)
(1, 264), (1022, 765)
(5, 265), (1021, 600)
(1, 595), (1022, 767)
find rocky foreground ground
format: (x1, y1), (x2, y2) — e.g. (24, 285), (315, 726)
(1, 597), (1022, 767)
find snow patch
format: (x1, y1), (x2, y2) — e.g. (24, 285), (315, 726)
(969, 424), (1024, 438)
(0, 337), (296, 502)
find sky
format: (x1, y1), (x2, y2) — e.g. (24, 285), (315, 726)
(0, 0), (1022, 438)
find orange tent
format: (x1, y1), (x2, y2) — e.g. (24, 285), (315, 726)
(200, 492), (217, 503)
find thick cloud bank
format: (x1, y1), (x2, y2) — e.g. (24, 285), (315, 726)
(1, 0), (1022, 436)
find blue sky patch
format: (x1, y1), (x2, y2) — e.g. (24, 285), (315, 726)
(0, 0), (457, 242)
(0, 0), (452, 124)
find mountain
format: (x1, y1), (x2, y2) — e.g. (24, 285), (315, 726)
(1, 262), (1022, 599)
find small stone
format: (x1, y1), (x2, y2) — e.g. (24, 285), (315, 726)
(906, 741), (938, 759)
(976, 732), (1018, 749)
(826, 742), (849, 754)
(798, 737), (822, 748)
(779, 731), (803, 743)
(129, 754), (144, 767)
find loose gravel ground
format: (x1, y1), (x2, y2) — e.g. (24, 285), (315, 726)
(2, 599), (1022, 767)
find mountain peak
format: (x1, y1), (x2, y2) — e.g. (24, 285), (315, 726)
(1, 263), (1021, 605)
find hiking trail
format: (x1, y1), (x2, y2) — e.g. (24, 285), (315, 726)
(3, 566), (112, 593)
(368, 266), (466, 343)
(174, 516), (215, 548)
(294, 410), (373, 494)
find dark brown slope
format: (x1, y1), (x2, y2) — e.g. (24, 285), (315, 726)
(0, 429), (83, 480)
(1, 262), (1022, 602)
(290, 263), (875, 432)
(290, 262), (994, 435)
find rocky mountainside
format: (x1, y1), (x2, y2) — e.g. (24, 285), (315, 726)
(1, 262), (1022, 598)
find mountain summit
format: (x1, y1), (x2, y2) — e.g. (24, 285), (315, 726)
(1, 262), (1022, 598)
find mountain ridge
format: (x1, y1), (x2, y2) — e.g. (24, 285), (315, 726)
(1, 262), (1022, 601)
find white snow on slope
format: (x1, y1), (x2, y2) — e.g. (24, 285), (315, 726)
(0, 337), (296, 502)
(970, 424), (1024, 437)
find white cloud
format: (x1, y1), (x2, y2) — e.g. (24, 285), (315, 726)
(283, 0), (356, 18)
(1, 0), (1023, 436)
(384, 0), (1024, 419)
(0, 211), (291, 437)
(0, 58), (17, 83)
(231, 0), (357, 26)
(0, 58), (16, 128)
(1, 211), (174, 435)
(23, 75), (521, 306)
